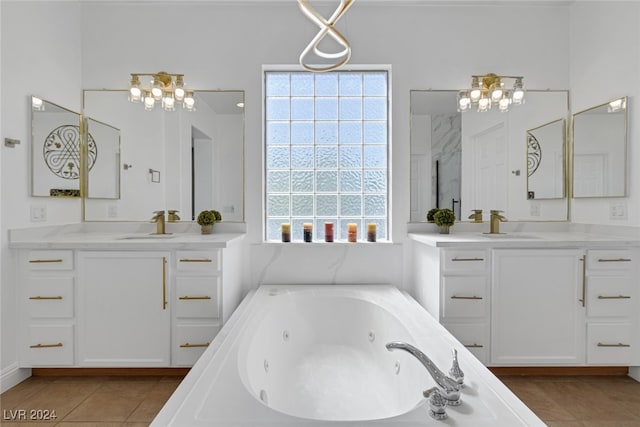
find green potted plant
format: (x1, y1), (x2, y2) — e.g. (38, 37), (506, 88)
(197, 209), (222, 234)
(433, 208), (456, 234)
(426, 208), (440, 223)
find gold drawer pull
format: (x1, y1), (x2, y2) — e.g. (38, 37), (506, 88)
(464, 343), (484, 348)
(451, 295), (483, 300)
(598, 258), (631, 263)
(180, 342), (210, 348)
(29, 259), (63, 263)
(597, 295), (631, 300)
(179, 296), (212, 300)
(452, 257), (484, 262)
(180, 258), (213, 263)
(30, 342), (63, 349)
(597, 342), (630, 348)
(29, 296), (63, 300)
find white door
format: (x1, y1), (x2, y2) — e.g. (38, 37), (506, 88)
(471, 123), (508, 216)
(491, 249), (585, 365)
(78, 251), (171, 366)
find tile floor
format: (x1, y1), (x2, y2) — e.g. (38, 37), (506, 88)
(2, 374), (640, 426)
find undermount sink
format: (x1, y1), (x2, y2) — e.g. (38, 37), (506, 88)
(480, 233), (540, 239)
(118, 234), (175, 240)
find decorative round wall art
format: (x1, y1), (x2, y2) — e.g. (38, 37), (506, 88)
(527, 132), (542, 177)
(43, 125), (97, 179)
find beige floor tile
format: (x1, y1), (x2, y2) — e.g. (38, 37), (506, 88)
(503, 380), (577, 421)
(62, 391), (143, 423)
(0, 378), (51, 410)
(545, 422), (586, 427)
(55, 423), (124, 427)
(126, 382), (176, 423)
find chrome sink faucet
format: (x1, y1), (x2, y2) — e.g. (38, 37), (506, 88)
(489, 210), (507, 234)
(386, 342), (462, 408)
(151, 210), (166, 235)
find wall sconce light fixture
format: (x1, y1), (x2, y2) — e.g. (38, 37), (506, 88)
(129, 72), (195, 112)
(457, 73), (525, 113)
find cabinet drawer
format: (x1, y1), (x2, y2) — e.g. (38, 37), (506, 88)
(442, 250), (487, 273)
(175, 251), (219, 272)
(443, 323), (488, 364)
(442, 276), (487, 319)
(27, 277), (74, 318)
(587, 323), (633, 365)
(173, 324), (220, 366)
(26, 250), (73, 271)
(586, 276), (632, 318)
(175, 277), (219, 319)
(25, 325), (74, 366)
(587, 250), (634, 271)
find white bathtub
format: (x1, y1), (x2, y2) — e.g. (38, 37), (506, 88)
(153, 285), (545, 426)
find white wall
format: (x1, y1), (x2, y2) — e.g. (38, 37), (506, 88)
(569, 1), (640, 226)
(1, 1), (82, 389)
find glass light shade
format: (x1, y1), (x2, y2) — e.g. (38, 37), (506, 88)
(477, 97), (490, 112)
(151, 81), (164, 100)
(144, 93), (155, 111)
(512, 78), (525, 105)
(498, 97), (510, 112)
(129, 86), (142, 103)
(183, 90), (195, 111)
(32, 97), (44, 111)
(608, 98), (626, 112)
(174, 75), (185, 101)
(469, 77), (481, 102)
(162, 93), (176, 111)
(457, 90), (471, 112)
(490, 83), (504, 103)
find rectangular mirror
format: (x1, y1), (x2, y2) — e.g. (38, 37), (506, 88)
(572, 97), (627, 198)
(31, 96), (82, 197)
(82, 90), (245, 222)
(526, 118), (566, 200)
(84, 117), (121, 199)
(410, 90), (569, 222)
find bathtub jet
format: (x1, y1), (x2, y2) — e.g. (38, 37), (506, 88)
(385, 341), (462, 407)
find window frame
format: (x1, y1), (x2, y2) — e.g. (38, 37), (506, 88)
(262, 65), (392, 243)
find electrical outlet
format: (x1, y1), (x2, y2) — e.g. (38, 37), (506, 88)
(609, 201), (627, 220)
(107, 205), (118, 218)
(530, 202), (540, 217)
(30, 205), (47, 222)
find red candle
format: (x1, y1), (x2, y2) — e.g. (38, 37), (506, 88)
(324, 222), (334, 242)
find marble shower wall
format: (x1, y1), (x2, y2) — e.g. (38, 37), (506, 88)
(431, 114), (462, 219)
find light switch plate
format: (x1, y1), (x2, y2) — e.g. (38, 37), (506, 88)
(609, 201), (627, 220)
(30, 205), (47, 222)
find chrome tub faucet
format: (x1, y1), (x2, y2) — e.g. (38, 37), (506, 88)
(386, 341), (462, 410)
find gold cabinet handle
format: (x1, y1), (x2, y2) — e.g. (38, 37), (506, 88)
(451, 295), (483, 300)
(451, 257), (484, 262)
(180, 342), (210, 348)
(597, 342), (630, 348)
(598, 295), (631, 300)
(464, 343), (484, 348)
(162, 257), (167, 310)
(29, 296), (63, 300)
(579, 256), (586, 307)
(179, 258), (213, 263)
(179, 296), (212, 300)
(30, 342), (63, 349)
(598, 258), (632, 263)
(29, 259), (63, 263)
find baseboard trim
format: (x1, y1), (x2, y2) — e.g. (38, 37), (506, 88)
(1, 364), (32, 393)
(489, 366), (629, 376)
(32, 367), (190, 377)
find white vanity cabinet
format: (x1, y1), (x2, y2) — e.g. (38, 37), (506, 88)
(412, 242), (490, 363)
(491, 249), (585, 365)
(584, 249), (638, 365)
(18, 250), (75, 367)
(77, 251), (171, 366)
(172, 250), (222, 366)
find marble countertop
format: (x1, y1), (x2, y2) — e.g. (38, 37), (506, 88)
(408, 231), (640, 248)
(8, 222), (246, 250)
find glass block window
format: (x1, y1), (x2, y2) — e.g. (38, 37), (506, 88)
(265, 70), (389, 242)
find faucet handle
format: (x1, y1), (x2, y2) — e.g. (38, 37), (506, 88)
(423, 387), (448, 420)
(449, 348), (464, 387)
